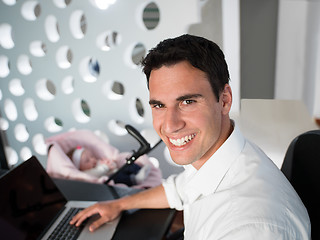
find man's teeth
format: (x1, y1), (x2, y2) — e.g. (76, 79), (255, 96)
(169, 134), (196, 147)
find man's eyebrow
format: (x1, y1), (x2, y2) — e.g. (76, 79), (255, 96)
(149, 99), (162, 105)
(176, 94), (203, 101)
(149, 94), (203, 105)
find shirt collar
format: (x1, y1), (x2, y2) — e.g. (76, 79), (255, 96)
(183, 123), (246, 203)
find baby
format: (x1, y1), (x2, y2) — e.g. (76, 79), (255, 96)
(68, 146), (151, 186)
(68, 146), (117, 177)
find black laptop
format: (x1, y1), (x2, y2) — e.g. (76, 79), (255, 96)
(0, 156), (120, 240)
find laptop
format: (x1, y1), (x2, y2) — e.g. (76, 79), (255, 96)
(0, 156), (120, 240)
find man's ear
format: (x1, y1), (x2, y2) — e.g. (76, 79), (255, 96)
(220, 84), (232, 114)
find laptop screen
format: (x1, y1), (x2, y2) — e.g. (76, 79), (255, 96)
(0, 156), (67, 240)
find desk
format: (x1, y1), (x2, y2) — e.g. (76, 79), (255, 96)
(53, 178), (176, 240)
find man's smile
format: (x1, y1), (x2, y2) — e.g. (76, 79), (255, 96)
(169, 133), (197, 147)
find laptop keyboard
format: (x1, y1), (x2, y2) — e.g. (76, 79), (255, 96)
(48, 207), (87, 240)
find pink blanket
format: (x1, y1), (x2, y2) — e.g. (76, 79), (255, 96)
(45, 129), (162, 189)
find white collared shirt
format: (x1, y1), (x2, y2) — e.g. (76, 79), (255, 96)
(163, 125), (310, 239)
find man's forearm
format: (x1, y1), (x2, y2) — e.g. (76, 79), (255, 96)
(118, 184), (170, 211)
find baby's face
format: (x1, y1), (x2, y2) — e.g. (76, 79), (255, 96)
(79, 149), (97, 171)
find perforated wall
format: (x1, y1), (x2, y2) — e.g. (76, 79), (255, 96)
(0, 0), (202, 177)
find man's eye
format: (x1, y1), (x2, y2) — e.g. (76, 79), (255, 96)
(153, 104), (164, 109)
(182, 99), (195, 105)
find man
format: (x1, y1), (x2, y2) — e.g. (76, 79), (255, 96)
(71, 34), (310, 239)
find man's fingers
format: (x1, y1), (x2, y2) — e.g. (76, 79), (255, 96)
(89, 217), (110, 232)
(70, 201), (122, 232)
(70, 207), (97, 226)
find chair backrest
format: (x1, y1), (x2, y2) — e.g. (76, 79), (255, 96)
(281, 129), (320, 239)
(0, 133), (9, 169)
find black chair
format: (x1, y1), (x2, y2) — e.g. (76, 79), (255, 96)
(0, 132), (9, 170)
(281, 130), (320, 239)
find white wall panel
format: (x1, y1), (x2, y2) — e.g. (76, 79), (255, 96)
(0, 0), (203, 177)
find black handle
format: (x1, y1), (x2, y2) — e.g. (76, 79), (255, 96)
(104, 124), (151, 185)
(125, 124), (150, 163)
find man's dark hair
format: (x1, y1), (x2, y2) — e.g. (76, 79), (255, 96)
(141, 34), (230, 101)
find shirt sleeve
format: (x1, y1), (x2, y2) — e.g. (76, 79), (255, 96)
(162, 165), (197, 211)
(163, 168), (198, 211)
(162, 174), (184, 210)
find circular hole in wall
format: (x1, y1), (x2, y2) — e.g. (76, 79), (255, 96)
(132, 43), (146, 66)
(103, 80), (125, 100)
(0, 118), (9, 131)
(108, 119), (127, 136)
(112, 81), (124, 95)
(141, 128), (161, 148)
(90, 0), (116, 10)
(89, 58), (100, 77)
(55, 117), (63, 126)
(32, 133), (47, 155)
(129, 98), (144, 124)
(4, 98), (18, 121)
(29, 40), (47, 57)
(23, 98), (38, 121)
(135, 98), (144, 117)
(0, 23), (15, 49)
(20, 146), (32, 161)
(94, 130), (110, 144)
(45, 116), (63, 132)
(79, 57), (100, 82)
(14, 123), (29, 142)
(0, 55), (10, 78)
(96, 31), (121, 51)
(21, 1), (41, 21)
(142, 2), (160, 30)
(81, 100), (90, 116)
(53, 0), (72, 8)
(45, 15), (60, 42)
(61, 75), (74, 94)
(17, 54), (32, 75)
(56, 46), (73, 69)
(70, 10), (87, 39)
(125, 43), (146, 68)
(2, 0), (17, 6)
(5, 146), (18, 167)
(9, 78), (25, 96)
(35, 78), (56, 101)
(72, 98), (91, 123)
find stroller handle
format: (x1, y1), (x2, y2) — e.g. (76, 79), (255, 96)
(125, 124), (150, 163)
(105, 124), (159, 185)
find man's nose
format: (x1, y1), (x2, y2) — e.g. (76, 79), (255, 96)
(162, 108), (184, 133)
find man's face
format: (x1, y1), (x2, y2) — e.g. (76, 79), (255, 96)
(149, 61), (231, 169)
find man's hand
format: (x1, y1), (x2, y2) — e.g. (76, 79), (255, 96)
(70, 200), (122, 232)
(70, 185), (169, 232)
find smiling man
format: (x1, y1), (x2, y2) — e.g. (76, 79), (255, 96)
(148, 60), (232, 169)
(71, 34), (310, 239)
